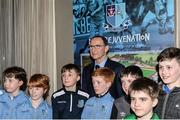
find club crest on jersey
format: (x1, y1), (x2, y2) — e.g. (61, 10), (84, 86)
(77, 99), (85, 108)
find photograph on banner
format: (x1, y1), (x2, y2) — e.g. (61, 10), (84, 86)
(73, 0), (175, 66)
(81, 51), (160, 81)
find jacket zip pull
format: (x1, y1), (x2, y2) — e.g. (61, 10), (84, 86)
(70, 94), (73, 112)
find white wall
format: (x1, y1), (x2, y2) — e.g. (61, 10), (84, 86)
(55, 0), (73, 89)
(176, 0), (180, 47)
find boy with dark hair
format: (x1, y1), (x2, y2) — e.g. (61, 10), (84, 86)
(0, 66), (29, 119)
(111, 65), (143, 119)
(155, 47), (180, 119)
(81, 67), (115, 119)
(51, 63), (89, 119)
(124, 77), (159, 120)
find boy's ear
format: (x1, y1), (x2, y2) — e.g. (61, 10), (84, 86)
(77, 75), (80, 81)
(18, 80), (23, 86)
(44, 89), (47, 94)
(106, 81), (112, 88)
(152, 98), (158, 107)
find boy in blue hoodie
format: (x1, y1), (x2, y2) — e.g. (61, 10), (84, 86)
(0, 66), (29, 119)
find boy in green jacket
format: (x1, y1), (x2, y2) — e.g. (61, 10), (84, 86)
(124, 77), (159, 120)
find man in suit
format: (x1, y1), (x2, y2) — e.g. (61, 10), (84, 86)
(81, 35), (125, 99)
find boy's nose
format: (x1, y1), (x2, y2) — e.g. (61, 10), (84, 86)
(64, 76), (68, 80)
(31, 88), (35, 92)
(162, 69), (168, 74)
(134, 100), (140, 107)
(160, 67), (167, 74)
(31, 88), (36, 93)
(93, 83), (98, 88)
(124, 84), (128, 89)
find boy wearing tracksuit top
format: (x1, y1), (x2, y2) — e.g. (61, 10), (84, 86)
(51, 63), (89, 119)
(0, 66), (29, 119)
(111, 65), (143, 119)
(81, 67), (115, 119)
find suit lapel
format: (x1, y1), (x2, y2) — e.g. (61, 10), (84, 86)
(104, 58), (111, 68)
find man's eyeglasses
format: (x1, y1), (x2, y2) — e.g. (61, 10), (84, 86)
(88, 45), (105, 50)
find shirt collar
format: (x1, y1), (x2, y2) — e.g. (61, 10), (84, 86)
(96, 90), (109, 98)
(29, 97), (47, 110)
(8, 90), (24, 100)
(95, 57), (107, 68)
(162, 84), (171, 93)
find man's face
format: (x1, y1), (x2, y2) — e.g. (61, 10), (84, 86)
(89, 37), (109, 63)
(159, 58), (180, 89)
(130, 91), (157, 119)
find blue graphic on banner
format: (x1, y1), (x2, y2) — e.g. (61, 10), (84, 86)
(73, 0), (175, 66)
(106, 4), (126, 27)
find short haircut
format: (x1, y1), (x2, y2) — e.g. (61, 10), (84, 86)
(90, 35), (109, 46)
(120, 65), (143, 79)
(92, 67), (115, 83)
(157, 47), (180, 64)
(61, 63), (80, 76)
(28, 74), (50, 99)
(128, 77), (159, 100)
(2, 66), (27, 91)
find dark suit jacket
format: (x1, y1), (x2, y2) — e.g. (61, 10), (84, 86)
(81, 58), (125, 99)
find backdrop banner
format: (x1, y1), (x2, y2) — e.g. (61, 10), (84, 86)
(73, 0), (175, 80)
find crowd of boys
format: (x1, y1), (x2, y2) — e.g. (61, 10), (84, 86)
(0, 35), (180, 119)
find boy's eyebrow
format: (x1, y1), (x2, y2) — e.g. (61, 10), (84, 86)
(62, 71), (75, 75)
(130, 96), (148, 99)
(4, 77), (15, 80)
(62, 70), (72, 73)
(139, 97), (148, 99)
